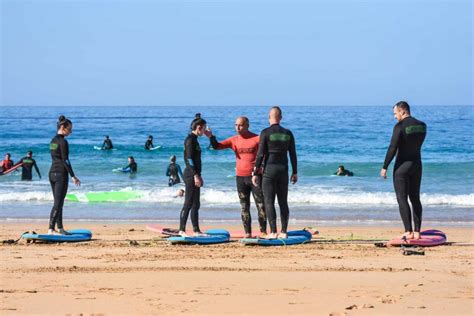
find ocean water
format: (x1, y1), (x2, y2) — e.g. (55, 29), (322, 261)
(0, 105), (472, 226)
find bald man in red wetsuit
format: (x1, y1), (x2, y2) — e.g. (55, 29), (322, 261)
(207, 117), (267, 237)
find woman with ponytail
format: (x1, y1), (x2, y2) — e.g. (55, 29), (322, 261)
(48, 115), (81, 235)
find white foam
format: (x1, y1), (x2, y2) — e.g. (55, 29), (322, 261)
(0, 188), (472, 206)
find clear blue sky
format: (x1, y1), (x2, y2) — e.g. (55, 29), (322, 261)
(1, 0), (472, 106)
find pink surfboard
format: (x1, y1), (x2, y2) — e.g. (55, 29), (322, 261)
(387, 229), (447, 247)
(0, 163), (23, 176)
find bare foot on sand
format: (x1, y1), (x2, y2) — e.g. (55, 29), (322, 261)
(401, 232), (414, 240)
(278, 233), (288, 239)
(413, 232), (421, 240)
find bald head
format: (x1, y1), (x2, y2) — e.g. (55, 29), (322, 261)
(235, 116), (250, 135)
(268, 106), (282, 124)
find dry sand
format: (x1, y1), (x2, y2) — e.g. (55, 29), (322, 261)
(1, 222), (473, 315)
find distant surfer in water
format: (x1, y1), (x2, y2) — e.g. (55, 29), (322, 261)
(122, 156), (137, 174)
(16, 151), (41, 180)
(208, 116), (267, 238)
(334, 165), (353, 176)
(48, 115), (81, 235)
(145, 135), (154, 150)
(101, 135), (114, 150)
(166, 155), (183, 186)
(178, 117), (207, 237)
(381, 101), (427, 240)
(0, 153), (14, 174)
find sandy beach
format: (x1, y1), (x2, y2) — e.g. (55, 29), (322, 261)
(0, 222), (472, 315)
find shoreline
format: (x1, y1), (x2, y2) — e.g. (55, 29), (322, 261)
(1, 222), (473, 315)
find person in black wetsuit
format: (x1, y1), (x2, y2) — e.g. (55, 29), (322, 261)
(122, 156), (137, 173)
(16, 151), (41, 180)
(49, 115), (81, 235)
(381, 101), (427, 240)
(178, 117), (207, 236)
(145, 135), (154, 150)
(252, 107), (297, 239)
(335, 165), (353, 177)
(166, 155), (183, 186)
(102, 135), (113, 150)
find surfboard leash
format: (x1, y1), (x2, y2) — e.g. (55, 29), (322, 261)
(2, 231), (33, 244)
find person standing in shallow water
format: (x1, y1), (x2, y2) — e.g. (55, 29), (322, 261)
(166, 155), (184, 186)
(178, 117), (208, 237)
(16, 151), (41, 180)
(48, 115), (81, 235)
(381, 101), (427, 241)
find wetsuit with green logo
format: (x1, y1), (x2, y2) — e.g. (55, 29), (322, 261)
(254, 124), (297, 234)
(179, 133), (202, 233)
(383, 116), (427, 233)
(49, 134), (76, 230)
(17, 156), (41, 180)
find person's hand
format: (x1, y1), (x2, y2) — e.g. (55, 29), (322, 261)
(290, 174), (298, 184)
(380, 168), (387, 179)
(252, 175), (259, 187)
(204, 127), (213, 138)
(72, 176), (81, 186)
(194, 175), (203, 187)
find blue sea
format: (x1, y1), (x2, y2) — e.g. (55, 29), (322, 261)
(0, 105), (472, 226)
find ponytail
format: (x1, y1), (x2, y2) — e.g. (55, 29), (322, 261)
(57, 115), (72, 130)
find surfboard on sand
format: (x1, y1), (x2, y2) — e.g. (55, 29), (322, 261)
(240, 230), (312, 246)
(22, 229), (92, 242)
(146, 224), (265, 239)
(384, 229), (447, 247)
(168, 229), (230, 245)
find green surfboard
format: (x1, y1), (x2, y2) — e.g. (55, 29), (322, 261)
(66, 191), (142, 202)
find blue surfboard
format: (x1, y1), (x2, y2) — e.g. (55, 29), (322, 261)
(240, 230), (312, 246)
(168, 229), (230, 245)
(22, 229), (92, 242)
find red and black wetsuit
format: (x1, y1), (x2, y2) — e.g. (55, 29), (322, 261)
(210, 132), (266, 235)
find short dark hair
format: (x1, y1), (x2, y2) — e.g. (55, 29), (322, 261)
(394, 101), (410, 114)
(271, 106), (282, 118)
(338, 165), (345, 170)
(128, 156), (134, 161)
(170, 155), (176, 163)
(6, 153), (11, 158)
(191, 118), (207, 131)
(27, 151), (33, 156)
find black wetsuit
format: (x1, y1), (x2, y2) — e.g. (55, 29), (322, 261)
(254, 124), (297, 234)
(179, 133), (202, 233)
(145, 139), (154, 150)
(102, 139), (113, 150)
(124, 162), (137, 173)
(335, 170), (353, 176)
(49, 134), (76, 230)
(166, 163), (183, 186)
(383, 116), (427, 233)
(17, 157), (41, 180)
